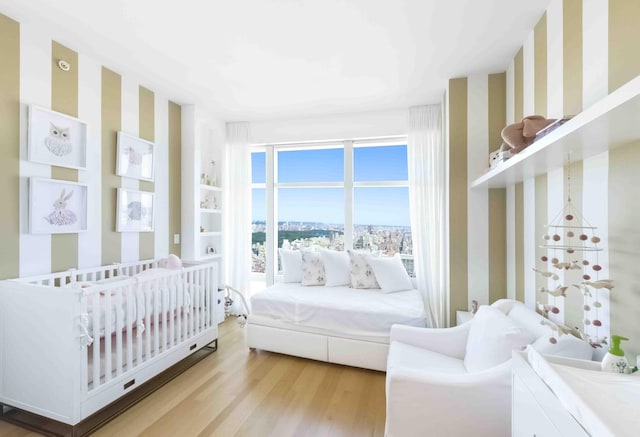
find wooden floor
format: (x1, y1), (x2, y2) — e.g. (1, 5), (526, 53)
(0, 318), (387, 437)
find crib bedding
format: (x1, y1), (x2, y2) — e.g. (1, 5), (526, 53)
(250, 282), (426, 338)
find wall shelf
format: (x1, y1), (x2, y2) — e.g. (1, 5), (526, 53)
(200, 231), (222, 237)
(200, 208), (223, 214)
(471, 75), (640, 188)
(200, 253), (222, 260)
(200, 184), (222, 192)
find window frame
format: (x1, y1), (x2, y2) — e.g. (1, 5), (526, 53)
(251, 136), (410, 286)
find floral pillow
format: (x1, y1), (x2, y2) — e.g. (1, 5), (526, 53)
(301, 251), (325, 286)
(347, 250), (380, 289)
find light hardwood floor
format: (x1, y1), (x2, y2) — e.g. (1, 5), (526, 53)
(0, 318), (387, 437)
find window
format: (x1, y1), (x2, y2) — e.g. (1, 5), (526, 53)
(251, 138), (413, 285)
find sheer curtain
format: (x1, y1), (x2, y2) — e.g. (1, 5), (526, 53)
(408, 105), (447, 328)
(223, 122), (251, 314)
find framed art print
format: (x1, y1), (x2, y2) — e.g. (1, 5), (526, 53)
(28, 105), (88, 170)
(116, 188), (154, 232)
(116, 131), (155, 181)
(30, 178), (88, 234)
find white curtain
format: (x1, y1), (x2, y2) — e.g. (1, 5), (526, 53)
(408, 105), (447, 328)
(223, 122), (251, 315)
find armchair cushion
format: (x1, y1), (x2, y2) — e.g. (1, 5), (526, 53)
(388, 342), (467, 374)
(464, 305), (529, 372)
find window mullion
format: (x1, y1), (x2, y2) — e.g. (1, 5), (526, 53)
(344, 140), (354, 250)
(265, 148), (276, 286)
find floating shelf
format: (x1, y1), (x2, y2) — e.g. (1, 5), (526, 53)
(200, 253), (222, 260)
(199, 208), (223, 214)
(200, 184), (222, 192)
(471, 75), (640, 188)
(200, 231), (222, 237)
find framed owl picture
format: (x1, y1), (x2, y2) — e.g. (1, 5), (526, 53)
(28, 105), (88, 170)
(116, 131), (155, 181)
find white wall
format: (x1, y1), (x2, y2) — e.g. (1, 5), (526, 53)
(250, 108), (408, 144)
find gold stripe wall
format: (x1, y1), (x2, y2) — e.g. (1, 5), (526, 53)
(494, 0), (640, 357)
(448, 72), (508, 325)
(448, 78), (468, 325)
(0, 14), (20, 279)
(139, 86), (155, 260)
(101, 68), (122, 265)
(488, 73), (507, 305)
(563, 0), (583, 115)
(534, 13), (547, 116)
(168, 101), (182, 257)
(608, 0), (640, 92)
(50, 41), (78, 273)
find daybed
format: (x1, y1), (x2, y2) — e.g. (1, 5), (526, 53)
(246, 249), (426, 371)
(0, 258), (218, 436)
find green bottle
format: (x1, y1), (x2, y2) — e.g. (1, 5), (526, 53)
(601, 335), (630, 374)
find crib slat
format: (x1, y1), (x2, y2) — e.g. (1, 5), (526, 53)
(104, 289), (113, 382)
(169, 275), (175, 348)
(144, 281), (152, 360)
(126, 283), (133, 372)
(115, 287), (123, 377)
(153, 280), (160, 356)
(92, 292), (101, 390)
(161, 277), (168, 351)
(176, 274), (183, 344)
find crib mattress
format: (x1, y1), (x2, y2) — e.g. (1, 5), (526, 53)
(249, 283), (426, 338)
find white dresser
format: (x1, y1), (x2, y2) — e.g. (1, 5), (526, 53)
(512, 347), (640, 437)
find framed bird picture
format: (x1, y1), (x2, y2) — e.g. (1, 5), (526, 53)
(28, 105), (88, 170)
(116, 188), (154, 232)
(116, 131), (155, 181)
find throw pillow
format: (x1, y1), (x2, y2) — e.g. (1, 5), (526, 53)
(301, 251), (325, 286)
(279, 248), (303, 283)
(532, 334), (594, 361)
(366, 253), (413, 293)
(347, 250), (380, 289)
(464, 305), (530, 372)
(165, 253), (183, 269)
(320, 249), (350, 287)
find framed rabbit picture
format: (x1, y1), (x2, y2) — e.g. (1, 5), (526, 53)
(29, 178), (88, 234)
(28, 105), (88, 170)
(116, 132), (155, 181)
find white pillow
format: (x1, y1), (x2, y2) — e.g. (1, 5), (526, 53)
(366, 253), (413, 293)
(532, 334), (594, 361)
(347, 250), (380, 289)
(320, 249), (350, 287)
(279, 248), (303, 283)
(464, 305), (530, 372)
(301, 251), (325, 286)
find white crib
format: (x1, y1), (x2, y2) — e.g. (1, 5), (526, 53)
(0, 259), (218, 436)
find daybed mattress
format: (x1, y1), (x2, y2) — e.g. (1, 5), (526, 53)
(249, 283), (426, 340)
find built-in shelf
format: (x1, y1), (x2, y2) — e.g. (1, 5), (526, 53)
(471, 74), (640, 188)
(200, 231), (222, 237)
(200, 184), (222, 192)
(200, 208), (222, 214)
(200, 253), (223, 260)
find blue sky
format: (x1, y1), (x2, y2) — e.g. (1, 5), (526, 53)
(251, 146), (410, 226)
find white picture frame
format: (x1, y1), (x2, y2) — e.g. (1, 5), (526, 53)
(116, 188), (154, 232)
(116, 132), (155, 181)
(28, 105), (88, 170)
(30, 178), (88, 234)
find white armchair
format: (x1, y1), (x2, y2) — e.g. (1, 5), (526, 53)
(385, 299), (554, 437)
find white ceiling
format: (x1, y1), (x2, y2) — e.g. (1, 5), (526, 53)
(1, 0), (549, 122)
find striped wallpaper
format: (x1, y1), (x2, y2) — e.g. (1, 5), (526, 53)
(450, 0), (640, 356)
(0, 12), (181, 279)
